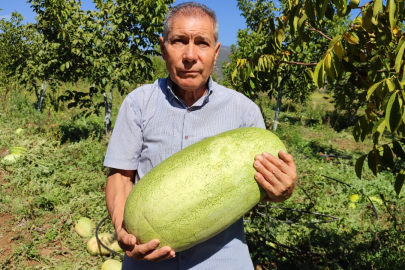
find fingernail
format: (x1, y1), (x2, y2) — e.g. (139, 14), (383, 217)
(254, 174), (259, 180)
(262, 152), (269, 157)
(254, 161), (260, 167)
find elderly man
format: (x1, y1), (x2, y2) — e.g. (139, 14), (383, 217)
(104, 2), (296, 269)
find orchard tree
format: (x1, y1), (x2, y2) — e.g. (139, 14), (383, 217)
(29, 0), (174, 135)
(233, 0), (405, 196)
(0, 12), (41, 104)
(228, 0), (349, 130)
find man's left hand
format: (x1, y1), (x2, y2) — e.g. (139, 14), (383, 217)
(253, 150), (297, 202)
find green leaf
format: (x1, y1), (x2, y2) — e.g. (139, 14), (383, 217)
(249, 79), (256, 89)
(382, 144), (395, 170)
(355, 154), (367, 179)
(388, 0), (397, 29)
(313, 60), (325, 88)
(385, 91), (403, 132)
(372, 118), (386, 134)
(368, 149), (383, 176)
(392, 141), (405, 160)
(328, 35), (342, 49)
(319, 0), (329, 19)
(372, 118), (386, 144)
(60, 63), (65, 71)
(386, 79), (396, 92)
(304, 0), (316, 21)
(395, 39), (405, 73)
(367, 80), (383, 100)
(373, 0), (383, 18)
(324, 53), (335, 79)
(395, 171), (405, 197)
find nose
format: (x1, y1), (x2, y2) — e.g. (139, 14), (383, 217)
(183, 43), (198, 62)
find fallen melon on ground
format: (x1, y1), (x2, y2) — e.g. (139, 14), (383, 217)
(1, 153), (22, 165)
(101, 259), (122, 270)
(87, 232), (122, 256)
(124, 127), (287, 251)
(74, 217), (93, 238)
(10, 146), (28, 155)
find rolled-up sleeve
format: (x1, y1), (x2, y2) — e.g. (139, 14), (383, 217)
(103, 95), (143, 170)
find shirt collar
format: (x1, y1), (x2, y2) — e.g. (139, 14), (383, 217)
(166, 76), (214, 106)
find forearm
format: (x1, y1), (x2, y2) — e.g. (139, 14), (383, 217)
(105, 169), (135, 233)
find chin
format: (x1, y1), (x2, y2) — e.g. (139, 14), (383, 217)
(174, 78), (206, 91)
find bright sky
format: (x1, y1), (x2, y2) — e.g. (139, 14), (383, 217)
(0, 0), (250, 46)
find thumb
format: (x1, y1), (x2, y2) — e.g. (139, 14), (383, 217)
(118, 227), (136, 247)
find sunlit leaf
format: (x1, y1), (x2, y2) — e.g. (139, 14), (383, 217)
(367, 80), (384, 100)
(313, 59), (325, 88)
(373, 0), (383, 18)
(395, 39), (405, 73)
(388, 0), (397, 29)
(343, 32), (359, 45)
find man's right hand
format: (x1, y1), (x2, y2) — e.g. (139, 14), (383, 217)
(117, 227), (176, 261)
(105, 168), (176, 262)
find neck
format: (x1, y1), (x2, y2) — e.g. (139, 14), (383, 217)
(173, 82), (208, 107)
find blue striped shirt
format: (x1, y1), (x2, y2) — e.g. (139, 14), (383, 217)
(104, 77), (265, 269)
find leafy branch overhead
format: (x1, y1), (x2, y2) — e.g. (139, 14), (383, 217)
(232, 0), (405, 197)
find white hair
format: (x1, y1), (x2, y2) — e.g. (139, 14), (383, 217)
(163, 2), (219, 42)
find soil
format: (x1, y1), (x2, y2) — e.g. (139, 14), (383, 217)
(0, 168), (75, 268)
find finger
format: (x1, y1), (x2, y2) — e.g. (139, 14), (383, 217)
(117, 228), (136, 251)
(143, 246), (176, 261)
(261, 152), (295, 177)
(278, 150), (296, 172)
(254, 154), (283, 181)
(254, 172), (276, 193)
(136, 239), (160, 256)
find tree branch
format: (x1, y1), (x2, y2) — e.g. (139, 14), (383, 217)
(279, 60), (317, 66)
(306, 22), (332, 41)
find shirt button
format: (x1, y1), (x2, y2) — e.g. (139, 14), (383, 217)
(181, 256), (185, 260)
(187, 109), (191, 113)
(185, 136), (188, 139)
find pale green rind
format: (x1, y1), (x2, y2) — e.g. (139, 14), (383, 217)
(124, 127), (286, 251)
(1, 154), (22, 165)
(101, 259), (122, 270)
(74, 217), (93, 238)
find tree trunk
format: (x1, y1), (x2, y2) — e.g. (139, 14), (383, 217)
(103, 90), (113, 136)
(273, 86), (283, 131)
(37, 80), (46, 111)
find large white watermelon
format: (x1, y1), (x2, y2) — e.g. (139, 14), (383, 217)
(124, 127), (286, 251)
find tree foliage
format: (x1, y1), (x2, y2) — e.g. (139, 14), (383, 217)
(233, 0), (405, 196)
(27, 0), (173, 134)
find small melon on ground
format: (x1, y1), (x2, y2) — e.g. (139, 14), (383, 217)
(349, 194), (359, 202)
(74, 217), (93, 238)
(101, 259), (122, 270)
(10, 146), (28, 155)
(369, 196), (383, 205)
(1, 153), (22, 165)
(87, 232), (122, 256)
(15, 128), (25, 135)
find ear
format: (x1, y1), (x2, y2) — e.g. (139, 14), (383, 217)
(159, 37), (166, 61)
(213, 42), (221, 65)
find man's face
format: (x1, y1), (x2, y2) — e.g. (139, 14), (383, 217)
(160, 15), (221, 92)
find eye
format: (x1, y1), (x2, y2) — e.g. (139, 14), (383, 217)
(173, 39), (186, 45)
(197, 41), (209, 47)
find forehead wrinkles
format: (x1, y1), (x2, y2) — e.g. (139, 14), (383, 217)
(168, 15), (215, 40)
